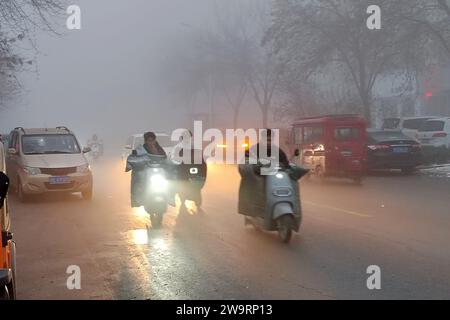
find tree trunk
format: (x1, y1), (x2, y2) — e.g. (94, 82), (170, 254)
(261, 106), (269, 128)
(233, 107), (240, 129)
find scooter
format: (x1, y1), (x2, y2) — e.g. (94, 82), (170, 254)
(239, 160), (309, 243)
(127, 154), (172, 228)
(90, 143), (101, 160)
(175, 150), (207, 208)
(0, 171), (16, 300)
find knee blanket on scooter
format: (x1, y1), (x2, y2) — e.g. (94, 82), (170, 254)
(126, 146), (175, 208)
(237, 164), (307, 217)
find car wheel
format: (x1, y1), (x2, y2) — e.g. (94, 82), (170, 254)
(353, 176), (363, 185)
(82, 187), (93, 200)
(401, 167), (415, 175)
(17, 178), (28, 203)
(316, 166), (325, 183)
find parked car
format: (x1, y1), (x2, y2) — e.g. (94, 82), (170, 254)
(5, 127), (93, 202)
(0, 140), (16, 299)
(289, 114), (367, 183)
(122, 132), (174, 161)
(366, 130), (422, 174)
(382, 116), (437, 140)
(417, 117), (450, 163)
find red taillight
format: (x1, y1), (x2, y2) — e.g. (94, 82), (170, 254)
(368, 144), (390, 151)
(432, 132), (447, 138)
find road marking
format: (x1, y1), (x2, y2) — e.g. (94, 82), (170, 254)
(304, 201), (372, 218)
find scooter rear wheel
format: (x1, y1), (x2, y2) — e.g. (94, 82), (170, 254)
(278, 215), (294, 243)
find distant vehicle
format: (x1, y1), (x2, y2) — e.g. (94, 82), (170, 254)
(289, 114), (367, 183)
(381, 117), (437, 140)
(87, 134), (104, 160)
(366, 130), (422, 174)
(417, 118), (450, 162)
(0, 134), (9, 146)
(5, 127), (93, 202)
(0, 142), (16, 300)
(122, 133), (174, 161)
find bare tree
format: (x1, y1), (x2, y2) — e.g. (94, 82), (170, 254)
(0, 0), (65, 107)
(266, 0), (434, 124)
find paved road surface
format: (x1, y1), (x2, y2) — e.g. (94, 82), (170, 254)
(9, 158), (450, 299)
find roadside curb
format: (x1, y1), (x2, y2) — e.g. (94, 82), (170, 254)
(418, 164), (450, 170)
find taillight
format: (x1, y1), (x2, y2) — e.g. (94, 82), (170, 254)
(367, 144), (390, 151)
(432, 132), (447, 138)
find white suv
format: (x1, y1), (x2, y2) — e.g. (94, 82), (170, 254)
(382, 117), (438, 140)
(417, 118), (450, 149)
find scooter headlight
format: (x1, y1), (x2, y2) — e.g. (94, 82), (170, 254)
(150, 174), (168, 191)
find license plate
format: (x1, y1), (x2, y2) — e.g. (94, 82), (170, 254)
(393, 147), (408, 153)
(49, 176), (71, 185)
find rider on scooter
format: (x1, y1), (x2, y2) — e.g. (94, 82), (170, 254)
(239, 129), (296, 216)
(127, 132), (168, 208)
(172, 130), (207, 209)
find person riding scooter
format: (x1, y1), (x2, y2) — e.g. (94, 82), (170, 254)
(88, 134), (104, 159)
(173, 130), (207, 209)
(126, 131), (168, 208)
(126, 132), (176, 228)
(238, 129), (309, 243)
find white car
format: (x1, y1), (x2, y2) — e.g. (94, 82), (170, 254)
(417, 118), (450, 149)
(122, 133), (174, 161)
(382, 116), (438, 140)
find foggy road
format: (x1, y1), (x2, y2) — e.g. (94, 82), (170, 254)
(10, 158), (450, 300)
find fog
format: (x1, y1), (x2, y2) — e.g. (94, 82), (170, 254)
(0, 0), (222, 151)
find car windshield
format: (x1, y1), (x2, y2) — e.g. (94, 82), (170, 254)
(368, 131), (411, 142)
(419, 120), (445, 132)
(382, 118), (400, 129)
(403, 118), (431, 130)
(22, 135), (81, 155)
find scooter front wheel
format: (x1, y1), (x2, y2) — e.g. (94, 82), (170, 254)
(278, 215), (294, 243)
(150, 213), (163, 229)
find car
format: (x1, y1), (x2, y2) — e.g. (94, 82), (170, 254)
(381, 116), (438, 140)
(122, 132), (175, 161)
(5, 127), (93, 202)
(416, 117), (450, 163)
(0, 140), (17, 299)
(366, 130), (422, 174)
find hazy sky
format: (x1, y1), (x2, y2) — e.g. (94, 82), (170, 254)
(0, 0), (214, 147)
